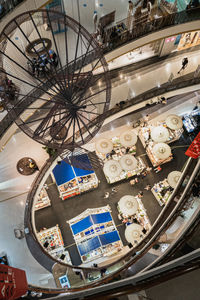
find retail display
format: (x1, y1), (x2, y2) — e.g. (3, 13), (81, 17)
(139, 122), (183, 149)
(117, 196), (151, 232)
(183, 108), (200, 133)
(37, 225), (72, 265)
(165, 115), (183, 130)
(95, 138), (113, 154)
(119, 154), (138, 171)
(52, 159), (98, 200)
(151, 179), (174, 206)
(104, 157), (145, 183)
(119, 130), (137, 147)
(151, 126), (169, 143)
(167, 171), (182, 188)
(118, 195), (139, 216)
(125, 223), (144, 245)
(68, 206), (123, 263)
(146, 143), (172, 167)
(34, 187), (51, 211)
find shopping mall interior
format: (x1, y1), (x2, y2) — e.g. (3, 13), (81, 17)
(0, 0), (200, 299)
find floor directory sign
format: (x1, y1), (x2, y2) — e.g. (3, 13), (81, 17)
(0, 265), (28, 300)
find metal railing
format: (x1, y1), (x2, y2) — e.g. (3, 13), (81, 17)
(0, 7), (200, 137)
(24, 151), (200, 291)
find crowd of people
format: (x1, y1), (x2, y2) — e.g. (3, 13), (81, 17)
(27, 49), (58, 77)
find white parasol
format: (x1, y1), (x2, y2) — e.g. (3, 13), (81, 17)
(151, 126), (169, 143)
(167, 171), (182, 188)
(118, 195), (139, 216)
(119, 154), (138, 171)
(165, 114), (183, 130)
(103, 160), (122, 178)
(152, 143), (171, 160)
(125, 223), (144, 244)
(120, 130), (137, 147)
(95, 138), (113, 154)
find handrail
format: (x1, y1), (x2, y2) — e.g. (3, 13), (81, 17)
(24, 150), (200, 291)
(1, 7), (200, 137)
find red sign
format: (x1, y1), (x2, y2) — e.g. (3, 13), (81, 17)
(185, 132), (200, 159)
(0, 265), (28, 300)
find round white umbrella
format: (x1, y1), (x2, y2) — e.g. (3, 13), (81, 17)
(103, 160), (122, 178)
(165, 114), (183, 130)
(118, 195), (139, 216)
(152, 143), (171, 160)
(151, 126), (169, 143)
(119, 155), (138, 171)
(167, 171), (182, 188)
(125, 224), (143, 244)
(95, 138), (113, 154)
(120, 130), (137, 147)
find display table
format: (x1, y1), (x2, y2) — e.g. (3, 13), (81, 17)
(117, 196), (151, 232)
(16, 157), (38, 175)
(138, 123), (183, 149)
(151, 179), (173, 206)
(104, 157), (146, 184)
(52, 158), (98, 200)
(146, 143), (173, 167)
(34, 187), (51, 210)
(68, 206), (123, 263)
(37, 225), (72, 265)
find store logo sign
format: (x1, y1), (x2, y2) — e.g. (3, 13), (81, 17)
(185, 132), (200, 158)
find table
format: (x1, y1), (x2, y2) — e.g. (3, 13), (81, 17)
(16, 157), (38, 175)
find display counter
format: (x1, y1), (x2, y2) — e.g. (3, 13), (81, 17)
(146, 143), (173, 167)
(138, 123), (183, 149)
(117, 196), (151, 232)
(52, 159), (98, 200)
(104, 157), (146, 184)
(183, 108), (200, 133)
(34, 187), (51, 210)
(68, 206), (123, 263)
(151, 179), (173, 206)
(37, 225), (72, 264)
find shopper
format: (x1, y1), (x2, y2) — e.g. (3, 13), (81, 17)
(111, 187), (117, 193)
(104, 192), (109, 199)
(127, 1), (134, 32)
(138, 191), (144, 198)
(178, 57), (188, 74)
(144, 184), (151, 190)
(141, 171), (147, 178)
(130, 179), (136, 185)
(146, 166), (152, 173)
(93, 12), (98, 33)
(154, 165), (162, 173)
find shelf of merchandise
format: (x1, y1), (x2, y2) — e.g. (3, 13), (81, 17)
(146, 143), (173, 167)
(77, 173), (99, 194)
(136, 196), (151, 231)
(105, 157), (146, 184)
(37, 225), (64, 251)
(34, 187), (51, 211)
(151, 179), (173, 206)
(58, 178), (80, 200)
(50, 248), (72, 265)
(37, 225), (73, 264)
(138, 123), (183, 149)
(68, 206), (123, 263)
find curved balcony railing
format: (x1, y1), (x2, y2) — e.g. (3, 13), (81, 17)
(0, 7), (200, 139)
(24, 143), (200, 292)
(0, 0), (25, 22)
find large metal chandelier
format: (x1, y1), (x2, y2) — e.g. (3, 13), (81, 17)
(0, 9), (111, 150)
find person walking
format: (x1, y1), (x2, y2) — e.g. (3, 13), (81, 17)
(144, 184), (151, 190)
(154, 165), (162, 173)
(178, 57), (188, 74)
(126, 1), (134, 32)
(93, 12), (98, 33)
